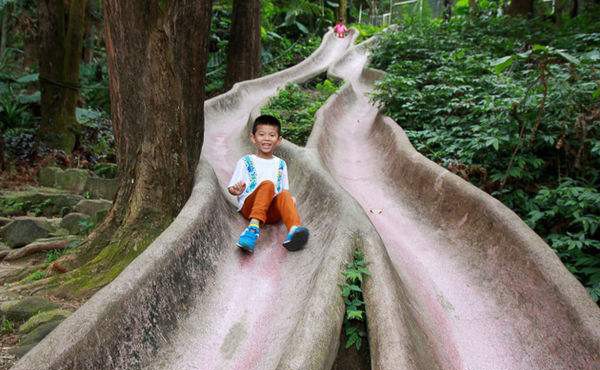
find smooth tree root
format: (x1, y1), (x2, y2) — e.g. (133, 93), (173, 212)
(49, 216), (171, 298)
(2, 239), (71, 261)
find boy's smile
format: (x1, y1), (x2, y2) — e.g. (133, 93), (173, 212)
(251, 124), (282, 158)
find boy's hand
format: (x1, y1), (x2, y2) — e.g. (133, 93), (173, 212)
(228, 181), (246, 196)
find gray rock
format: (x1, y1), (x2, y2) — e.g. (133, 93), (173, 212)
(0, 188), (82, 217)
(0, 297), (59, 321)
(0, 217), (53, 248)
(0, 216), (12, 227)
(84, 177), (118, 200)
(38, 167), (64, 188)
(55, 169), (90, 194)
(46, 218), (62, 230)
(73, 199), (112, 218)
(60, 213), (90, 235)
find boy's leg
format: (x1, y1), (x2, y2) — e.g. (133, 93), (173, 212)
(266, 190), (300, 230)
(237, 181), (276, 252)
(267, 190), (308, 251)
(240, 181), (276, 224)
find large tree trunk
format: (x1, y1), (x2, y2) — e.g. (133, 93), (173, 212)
(225, 0), (261, 90)
(0, 3), (11, 57)
(506, 0), (534, 16)
(82, 0), (101, 64)
(82, 2), (94, 63)
(339, 0), (348, 22)
(57, 0), (212, 296)
(38, 0), (87, 153)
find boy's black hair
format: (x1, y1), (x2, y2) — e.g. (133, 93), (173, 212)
(252, 114), (281, 135)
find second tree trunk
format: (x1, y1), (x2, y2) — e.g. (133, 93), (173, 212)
(225, 0), (261, 90)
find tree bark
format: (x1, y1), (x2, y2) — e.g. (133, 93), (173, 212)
(59, 0), (212, 295)
(339, 0), (348, 23)
(38, 0), (87, 153)
(469, 0), (479, 16)
(225, 0), (261, 90)
(82, 0), (101, 63)
(506, 0), (534, 16)
(0, 3), (11, 57)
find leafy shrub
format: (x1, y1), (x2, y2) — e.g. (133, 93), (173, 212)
(0, 318), (14, 334)
(79, 218), (96, 235)
(78, 111), (115, 162)
(80, 58), (110, 112)
(370, 15), (600, 300)
(341, 248), (370, 350)
(261, 77), (340, 145)
(45, 249), (65, 265)
(23, 270), (45, 283)
(4, 127), (36, 163)
(262, 35), (322, 76)
(93, 162), (118, 178)
(524, 179), (600, 297)
(349, 23), (383, 43)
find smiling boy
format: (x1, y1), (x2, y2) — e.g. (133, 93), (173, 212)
(228, 114), (309, 253)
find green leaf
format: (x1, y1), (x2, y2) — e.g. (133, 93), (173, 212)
(18, 91), (40, 104)
(76, 108), (102, 124)
(344, 269), (362, 282)
(345, 332), (359, 348)
(486, 137), (499, 151)
(490, 55), (514, 74)
(555, 50), (580, 65)
(295, 21), (309, 34)
(348, 284), (362, 292)
(582, 49), (600, 61)
(342, 286), (351, 298)
(15, 73), (38, 84)
(593, 87), (600, 100)
(347, 310), (363, 320)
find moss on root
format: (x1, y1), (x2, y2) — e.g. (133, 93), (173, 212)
(50, 215), (172, 298)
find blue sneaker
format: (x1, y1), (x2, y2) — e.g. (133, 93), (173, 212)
(283, 226), (309, 251)
(237, 226), (259, 253)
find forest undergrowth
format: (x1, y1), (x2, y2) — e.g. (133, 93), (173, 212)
(371, 12), (600, 300)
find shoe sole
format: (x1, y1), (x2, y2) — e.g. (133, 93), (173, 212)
(283, 228), (309, 251)
(236, 242), (254, 253)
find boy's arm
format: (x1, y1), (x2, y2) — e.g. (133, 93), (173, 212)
(227, 159), (246, 195)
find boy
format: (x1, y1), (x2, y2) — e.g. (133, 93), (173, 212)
(228, 114), (309, 253)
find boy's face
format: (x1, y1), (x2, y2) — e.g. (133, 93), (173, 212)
(250, 124), (282, 156)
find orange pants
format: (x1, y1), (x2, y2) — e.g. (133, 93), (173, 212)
(240, 181), (301, 231)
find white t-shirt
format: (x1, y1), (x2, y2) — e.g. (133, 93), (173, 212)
(228, 154), (289, 210)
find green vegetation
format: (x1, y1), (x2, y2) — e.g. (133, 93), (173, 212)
(45, 249), (65, 265)
(79, 219), (96, 235)
(371, 14), (600, 300)
(23, 270), (45, 283)
(262, 77), (340, 146)
(349, 23), (383, 43)
(0, 318), (14, 334)
(341, 248), (370, 350)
